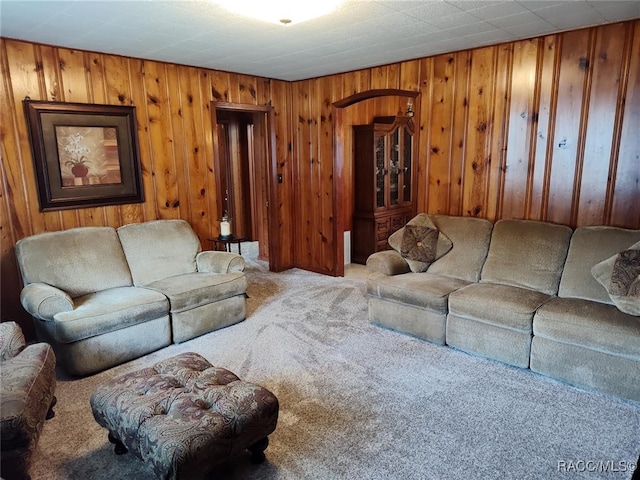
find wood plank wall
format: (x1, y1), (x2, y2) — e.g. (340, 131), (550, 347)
(2, 19), (639, 332)
(291, 20), (639, 274)
(0, 38), (292, 335)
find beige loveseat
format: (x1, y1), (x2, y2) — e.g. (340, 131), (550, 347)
(15, 219), (247, 376)
(367, 214), (640, 402)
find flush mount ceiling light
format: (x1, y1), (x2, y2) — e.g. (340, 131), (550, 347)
(215, 0), (343, 26)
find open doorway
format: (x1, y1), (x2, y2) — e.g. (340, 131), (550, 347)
(332, 89), (420, 276)
(213, 103), (273, 263)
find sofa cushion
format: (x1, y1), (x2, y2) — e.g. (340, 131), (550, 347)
(388, 214), (452, 273)
(15, 227), (133, 298)
(558, 226), (640, 303)
(591, 240), (640, 316)
(533, 297), (640, 358)
(480, 219), (572, 295)
(448, 283), (551, 333)
(50, 287), (169, 344)
(145, 272), (247, 313)
(367, 272), (469, 313)
(427, 215), (494, 282)
(117, 220), (201, 286)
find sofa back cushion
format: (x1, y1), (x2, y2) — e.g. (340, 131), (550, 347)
(426, 215), (494, 282)
(117, 220), (201, 286)
(480, 219), (573, 295)
(558, 226), (640, 303)
(16, 227), (133, 298)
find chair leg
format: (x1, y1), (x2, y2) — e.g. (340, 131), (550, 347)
(247, 437), (269, 464)
(108, 431), (128, 455)
(46, 396), (57, 420)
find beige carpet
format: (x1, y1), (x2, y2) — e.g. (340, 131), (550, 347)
(29, 257), (640, 479)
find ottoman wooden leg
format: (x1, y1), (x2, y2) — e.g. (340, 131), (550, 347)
(108, 431), (128, 455)
(247, 437), (269, 464)
(46, 396), (57, 420)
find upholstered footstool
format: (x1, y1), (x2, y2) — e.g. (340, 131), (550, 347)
(90, 352), (279, 480)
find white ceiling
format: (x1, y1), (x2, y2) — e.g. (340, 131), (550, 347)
(1, 1), (639, 81)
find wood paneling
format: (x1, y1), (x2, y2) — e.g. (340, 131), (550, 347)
(612, 21), (640, 228)
(0, 39), (292, 335)
(268, 79), (294, 270)
(314, 20), (639, 276)
(578, 23), (630, 226)
(2, 20), (639, 334)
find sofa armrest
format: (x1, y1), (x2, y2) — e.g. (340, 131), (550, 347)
(0, 322), (26, 360)
(20, 283), (74, 321)
(366, 250), (411, 276)
(196, 251), (246, 274)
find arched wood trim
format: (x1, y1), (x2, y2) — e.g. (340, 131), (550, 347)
(333, 89), (420, 109)
(332, 89), (420, 276)
(213, 102), (272, 112)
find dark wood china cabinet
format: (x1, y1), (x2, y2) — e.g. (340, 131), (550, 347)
(351, 116), (416, 264)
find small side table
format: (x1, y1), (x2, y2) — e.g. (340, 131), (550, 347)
(209, 236), (247, 255)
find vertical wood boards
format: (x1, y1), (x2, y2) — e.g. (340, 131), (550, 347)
(546, 29), (591, 225)
(2, 20), (639, 329)
(462, 46), (496, 219)
(529, 36), (557, 222)
(578, 23), (629, 226)
(269, 80), (294, 270)
(428, 53), (457, 215)
(611, 22), (640, 228)
(323, 21), (639, 276)
(1, 38), (292, 329)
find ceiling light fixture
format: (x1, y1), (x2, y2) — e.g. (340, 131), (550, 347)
(215, 0), (343, 26)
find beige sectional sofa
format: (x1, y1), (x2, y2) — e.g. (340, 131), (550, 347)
(16, 219), (247, 376)
(367, 214), (640, 402)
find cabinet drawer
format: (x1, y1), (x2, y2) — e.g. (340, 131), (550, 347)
(376, 218), (390, 232)
(377, 231), (390, 241)
(390, 214), (406, 233)
(376, 218), (390, 240)
(376, 241), (392, 252)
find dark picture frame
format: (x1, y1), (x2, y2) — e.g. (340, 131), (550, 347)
(24, 99), (144, 211)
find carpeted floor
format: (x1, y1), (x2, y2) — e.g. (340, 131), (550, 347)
(29, 253), (640, 479)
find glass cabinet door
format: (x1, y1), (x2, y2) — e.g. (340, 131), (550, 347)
(402, 126), (412, 203)
(375, 135), (386, 208)
(389, 127), (399, 206)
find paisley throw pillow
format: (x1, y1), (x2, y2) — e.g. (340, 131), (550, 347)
(591, 240), (640, 316)
(388, 213), (452, 273)
(400, 225), (439, 263)
(610, 249), (640, 297)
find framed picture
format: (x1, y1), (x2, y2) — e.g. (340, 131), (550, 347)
(24, 100), (144, 211)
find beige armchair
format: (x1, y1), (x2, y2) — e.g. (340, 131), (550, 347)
(0, 321), (56, 480)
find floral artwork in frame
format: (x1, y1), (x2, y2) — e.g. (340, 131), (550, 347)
(23, 100), (144, 211)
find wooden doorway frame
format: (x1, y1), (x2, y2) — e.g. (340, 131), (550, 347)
(332, 89), (421, 276)
(211, 102), (280, 270)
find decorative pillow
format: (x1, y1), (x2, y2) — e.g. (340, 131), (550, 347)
(591, 240), (640, 316)
(389, 214), (452, 272)
(400, 225), (439, 263)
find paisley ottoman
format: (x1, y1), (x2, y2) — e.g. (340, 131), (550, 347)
(90, 352), (279, 479)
